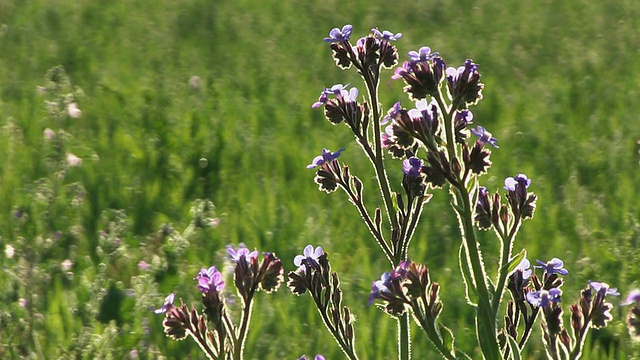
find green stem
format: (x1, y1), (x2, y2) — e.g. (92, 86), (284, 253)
(233, 294), (254, 360)
(362, 72), (400, 243)
(569, 319), (591, 359)
(338, 162), (393, 261)
(398, 313), (411, 360)
(455, 186), (500, 359)
(413, 309), (458, 360)
(491, 216), (521, 315)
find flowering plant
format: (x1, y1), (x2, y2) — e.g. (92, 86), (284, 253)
(291, 24), (619, 359)
(155, 25), (630, 359)
(157, 244), (284, 359)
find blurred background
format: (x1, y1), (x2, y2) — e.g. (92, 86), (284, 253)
(0, 0), (639, 358)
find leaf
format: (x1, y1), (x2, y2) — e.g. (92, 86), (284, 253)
(506, 334), (522, 360)
(501, 249), (527, 275)
(459, 244), (478, 306)
(438, 322), (455, 355)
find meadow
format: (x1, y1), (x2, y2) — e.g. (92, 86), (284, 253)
(1, 0), (639, 358)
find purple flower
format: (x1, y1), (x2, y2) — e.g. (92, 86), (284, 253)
(446, 60), (484, 106)
(228, 243), (259, 263)
(311, 92), (329, 109)
(622, 289), (640, 306)
(311, 83), (358, 108)
(323, 24), (353, 43)
(195, 266), (226, 293)
(368, 271), (392, 305)
(455, 109), (474, 123)
(391, 261), (410, 279)
(408, 46), (438, 65)
(535, 258), (569, 276)
(471, 126), (499, 148)
(293, 245), (323, 267)
(526, 288), (562, 307)
(382, 101), (402, 125)
(589, 281), (620, 297)
(154, 293), (175, 314)
(515, 257), (532, 280)
(371, 28), (402, 41)
(306, 148), (345, 169)
(504, 174), (531, 191)
(402, 157), (423, 177)
(138, 260), (150, 271)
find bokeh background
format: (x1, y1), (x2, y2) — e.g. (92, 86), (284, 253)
(1, 0), (639, 358)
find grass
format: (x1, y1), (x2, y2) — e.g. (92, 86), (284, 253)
(1, 0), (640, 358)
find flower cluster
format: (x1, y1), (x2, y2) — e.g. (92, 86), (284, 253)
(391, 46), (446, 100)
(287, 245), (358, 359)
(475, 173), (538, 231)
(504, 256), (619, 359)
(623, 289), (640, 337)
(156, 245), (284, 359)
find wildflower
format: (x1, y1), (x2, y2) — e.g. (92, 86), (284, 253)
(402, 157), (423, 177)
(392, 49), (446, 100)
(294, 245), (323, 267)
(371, 28), (402, 41)
(67, 102), (82, 118)
(408, 46), (438, 65)
(535, 258), (569, 276)
(306, 148), (345, 169)
(323, 24), (353, 43)
(154, 293), (175, 314)
(66, 152), (82, 166)
(471, 126), (498, 148)
(312, 83), (364, 129)
(195, 266), (226, 293)
(368, 271), (392, 305)
(188, 75), (201, 90)
(455, 109), (474, 123)
(44, 128), (55, 140)
(391, 261), (410, 279)
(526, 288), (562, 307)
(228, 243), (259, 263)
(474, 186), (493, 229)
(504, 173), (537, 219)
(588, 281), (620, 297)
(4, 244), (14, 259)
(61, 259), (73, 272)
(138, 260), (150, 271)
(207, 217), (220, 228)
(297, 355), (326, 360)
(382, 101), (402, 125)
(622, 289), (640, 306)
(504, 174), (531, 191)
(446, 59), (484, 107)
(515, 257), (532, 280)
(257, 252), (285, 293)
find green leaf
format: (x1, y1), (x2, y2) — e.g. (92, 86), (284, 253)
(501, 249), (527, 275)
(506, 334), (522, 360)
(438, 322), (455, 355)
(458, 244), (478, 306)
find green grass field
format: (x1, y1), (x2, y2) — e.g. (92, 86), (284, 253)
(1, 0), (640, 358)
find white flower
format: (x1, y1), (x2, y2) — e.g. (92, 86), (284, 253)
(67, 102), (82, 118)
(188, 75), (201, 90)
(44, 128), (55, 140)
(66, 153), (82, 166)
(5, 244), (15, 259)
(61, 259), (73, 272)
